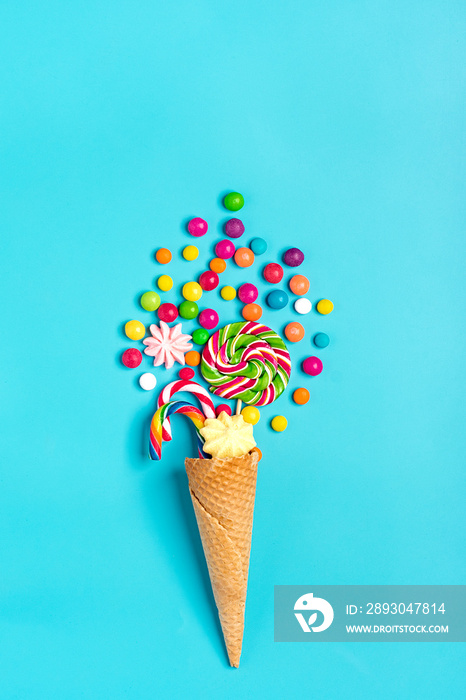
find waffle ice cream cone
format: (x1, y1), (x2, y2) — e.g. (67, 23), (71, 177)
(185, 450), (259, 667)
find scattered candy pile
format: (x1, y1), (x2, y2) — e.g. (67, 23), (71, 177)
(119, 191), (336, 673)
(120, 190), (334, 441)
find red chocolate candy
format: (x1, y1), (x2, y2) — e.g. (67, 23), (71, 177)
(157, 303), (179, 323)
(199, 270), (219, 291)
(263, 262), (284, 283)
(122, 348), (142, 368)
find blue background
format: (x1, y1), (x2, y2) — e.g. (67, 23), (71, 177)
(1, 1), (465, 698)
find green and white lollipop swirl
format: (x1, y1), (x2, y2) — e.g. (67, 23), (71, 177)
(201, 321), (291, 405)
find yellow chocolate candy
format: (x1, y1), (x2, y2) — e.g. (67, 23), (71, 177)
(221, 285), (236, 301)
(125, 320), (145, 340)
(157, 275), (173, 292)
(271, 415), (287, 432)
(182, 281), (203, 302)
(241, 406), (260, 425)
(183, 245), (199, 261)
(316, 299), (334, 315)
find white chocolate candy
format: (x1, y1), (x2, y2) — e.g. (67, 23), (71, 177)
(139, 372), (157, 391)
(294, 298), (312, 315)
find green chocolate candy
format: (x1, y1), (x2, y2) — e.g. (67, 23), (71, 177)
(192, 328), (209, 345)
(140, 291), (160, 311)
(223, 191), (244, 211)
(178, 301), (199, 320)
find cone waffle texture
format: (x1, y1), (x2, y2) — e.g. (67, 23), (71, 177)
(185, 451), (259, 667)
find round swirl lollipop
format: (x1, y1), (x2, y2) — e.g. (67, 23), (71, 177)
(201, 321), (291, 405)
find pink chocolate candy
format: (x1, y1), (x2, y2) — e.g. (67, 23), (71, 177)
(215, 239), (235, 259)
(238, 283), (258, 304)
(188, 217), (208, 237)
(302, 356), (323, 376)
(199, 308), (219, 330)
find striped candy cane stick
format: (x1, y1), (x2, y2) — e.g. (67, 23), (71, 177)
(156, 380), (216, 442)
(149, 400), (208, 461)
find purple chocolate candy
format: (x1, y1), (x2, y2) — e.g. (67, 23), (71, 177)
(224, 218), (245, 239)
(283, 247), (304, 267)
